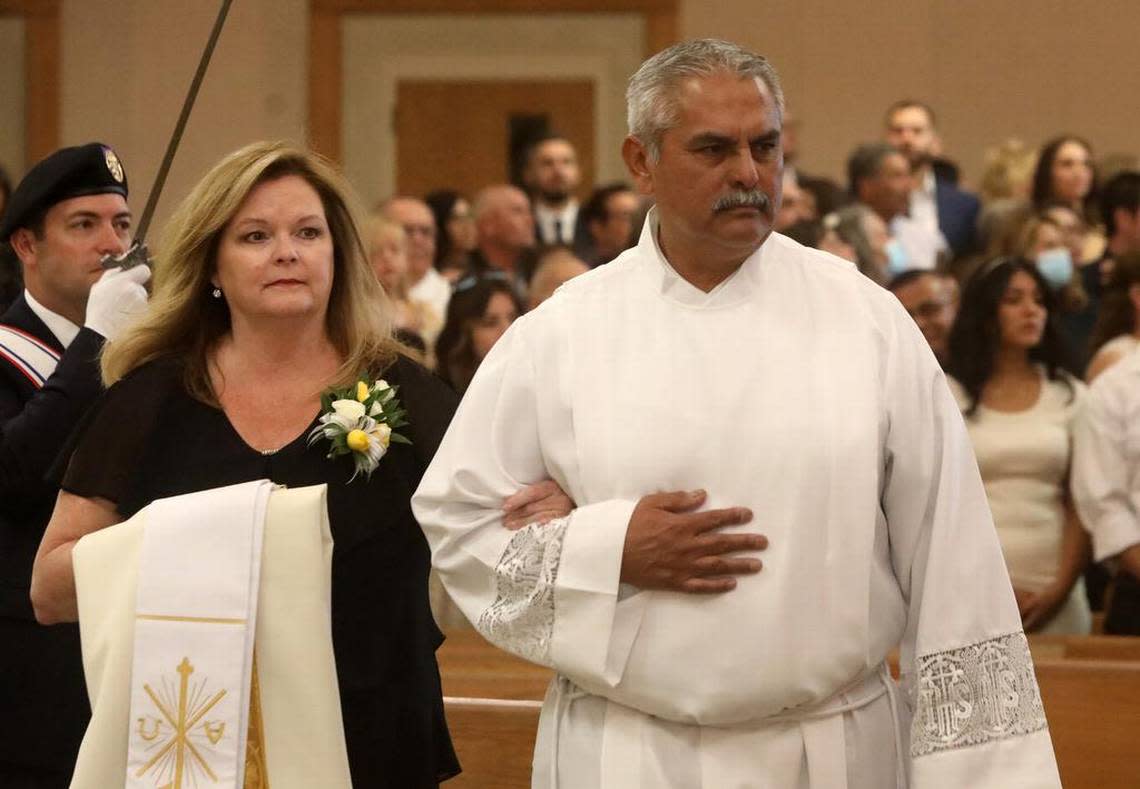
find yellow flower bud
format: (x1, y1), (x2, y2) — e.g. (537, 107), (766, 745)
(346, 429), (370, 452)
(355, 381), (370, 402)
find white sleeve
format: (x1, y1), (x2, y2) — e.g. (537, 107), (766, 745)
(880, 310), (1061, 787)
(412, 317), (638, 683)
(1071, 378), (1139, 562)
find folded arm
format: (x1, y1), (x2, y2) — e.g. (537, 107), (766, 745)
(31, 491), (120, 624)
(414, 318), (764, 685)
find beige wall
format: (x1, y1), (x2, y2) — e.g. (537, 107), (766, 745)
(342, 13), (644, 207)
(60, 0), (306, 238)
(31, 1), (1140, 240)
(682, 0), (1140, 189)
(0, 16), (25, 182)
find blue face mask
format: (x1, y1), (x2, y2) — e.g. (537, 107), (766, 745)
(885, 239), (910, 276)
(1036, 248), (1073, 289)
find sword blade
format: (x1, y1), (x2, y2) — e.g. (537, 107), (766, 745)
(133, 0), (236, 244)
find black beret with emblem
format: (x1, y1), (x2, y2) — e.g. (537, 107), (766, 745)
(0, 142), (129, 243)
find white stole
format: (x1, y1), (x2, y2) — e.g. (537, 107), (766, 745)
(70, 482), (353, 789)
(127, 480), (269, 787)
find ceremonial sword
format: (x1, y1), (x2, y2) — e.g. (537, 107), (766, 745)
(100, 0), (235, 270)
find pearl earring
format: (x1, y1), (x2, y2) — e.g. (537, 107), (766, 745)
(212, 287), (222, 299)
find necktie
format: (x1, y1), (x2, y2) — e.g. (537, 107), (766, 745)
(553, 218), (563, 243)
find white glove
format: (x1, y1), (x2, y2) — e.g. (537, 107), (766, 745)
(84, 264), (151, 341)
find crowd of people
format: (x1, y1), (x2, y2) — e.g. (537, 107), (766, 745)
(776, 103), (1140, 639)
(301, 99), (1140, 640)
(1, 33), (1137, 788)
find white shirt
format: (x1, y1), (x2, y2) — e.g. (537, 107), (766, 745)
(414, 212), (1060, 788)
(407, 267), (451, 330)
(890, 214), (947, 271)
(1073, 346), (1140, 562)
(909, 169), (939, 236)
(24, 289), (80, 349)
(534, 201), (579, 245)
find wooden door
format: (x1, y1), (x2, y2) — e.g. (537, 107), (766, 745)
(395, 79), (595, 200)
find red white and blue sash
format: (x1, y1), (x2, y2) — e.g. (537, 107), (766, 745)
(0, 324), (62, 388)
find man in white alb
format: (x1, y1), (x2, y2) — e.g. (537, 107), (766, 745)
(414, 39), (1061, 788)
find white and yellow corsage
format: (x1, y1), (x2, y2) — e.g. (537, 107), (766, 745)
(308, 377), (410, 481)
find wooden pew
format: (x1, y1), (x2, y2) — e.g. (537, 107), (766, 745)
(1035, 658), (1140, 789)
(438, 632), (1140, 788)
(438, 629), (553, 700)
(1064, 635), (1140, 661)
(1027, 633), (1069, 661)
(444, 697), (542, 788)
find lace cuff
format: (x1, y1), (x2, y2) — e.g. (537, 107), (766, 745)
(477, 517), (570, 667)
(910, 631), (1048, 758)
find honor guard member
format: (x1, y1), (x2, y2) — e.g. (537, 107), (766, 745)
(0, 143), (149, 787)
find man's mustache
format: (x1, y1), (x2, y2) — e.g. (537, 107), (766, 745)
(712, 190), (772, 213)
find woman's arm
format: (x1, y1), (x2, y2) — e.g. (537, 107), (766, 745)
(1021, 495), (1092, 631)
(31, 491), (120, 624)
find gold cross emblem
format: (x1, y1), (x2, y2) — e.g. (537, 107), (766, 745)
(136, 656), (228, 788)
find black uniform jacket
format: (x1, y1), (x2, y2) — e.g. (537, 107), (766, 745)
(0, 293), (105, 770)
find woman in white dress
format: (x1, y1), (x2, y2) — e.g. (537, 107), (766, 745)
(946, 258), (1093, 633)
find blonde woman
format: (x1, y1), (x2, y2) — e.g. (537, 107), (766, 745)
(366, 215), (441, 355)
(29, 141), (568, 786)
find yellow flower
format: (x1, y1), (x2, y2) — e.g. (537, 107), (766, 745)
(346, 429), (370, 452)
(355, 381), (370, 402)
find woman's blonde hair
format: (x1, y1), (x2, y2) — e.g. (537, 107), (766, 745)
(980, 139), (1037, 203)
(102, 140), (398, 402)
(363, 214), (410, 300)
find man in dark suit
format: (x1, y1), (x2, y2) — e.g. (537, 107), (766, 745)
(885, 100), (980, 261)
(0, 143), (149, 787)
(522, 133), (590, 250)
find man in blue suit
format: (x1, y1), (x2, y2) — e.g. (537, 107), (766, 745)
(885, 100), (979, 261)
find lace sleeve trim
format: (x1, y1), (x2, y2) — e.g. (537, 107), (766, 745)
(910, 630), (1048, 758)
(476, 517), (570, 667)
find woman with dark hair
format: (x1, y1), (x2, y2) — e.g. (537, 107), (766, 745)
(946, 259), (1091, 633)
(1032, 136), (1098, 219)
(1086, 251), (1140, 381)
(424, 190), (477, 283)
(435, 272), (522, 395)
(1031, 136), (1104, 264)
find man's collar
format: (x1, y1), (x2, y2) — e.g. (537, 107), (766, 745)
(534, 201), (578, 220)
(24, 289), (80, 349)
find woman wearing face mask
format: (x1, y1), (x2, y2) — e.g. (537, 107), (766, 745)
(1014, 213), (1096, 367)
(946, 259), (1091, 634)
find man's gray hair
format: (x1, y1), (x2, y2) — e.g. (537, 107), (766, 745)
(626, 39), (784, 162)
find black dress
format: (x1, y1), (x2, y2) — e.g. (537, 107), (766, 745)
(59, 353), (461, 787)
